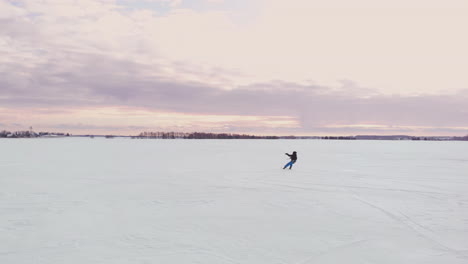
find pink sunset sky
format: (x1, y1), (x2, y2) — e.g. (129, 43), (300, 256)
(1, 0), (467, 136)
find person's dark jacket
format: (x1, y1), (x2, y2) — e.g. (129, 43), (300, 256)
(286, 152), (297, 161)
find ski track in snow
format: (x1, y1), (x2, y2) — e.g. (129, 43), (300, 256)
(256, 180), (455, 199)
(351, 195), (468, 259)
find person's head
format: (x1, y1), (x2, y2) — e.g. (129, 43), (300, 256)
(293, 151), (297, 154)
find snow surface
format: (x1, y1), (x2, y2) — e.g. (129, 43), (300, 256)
(1, 138), (468, 264)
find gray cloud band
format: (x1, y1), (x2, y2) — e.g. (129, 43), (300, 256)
(1, 51), (467, 130)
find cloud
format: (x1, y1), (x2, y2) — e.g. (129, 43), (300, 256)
(52, 123), (150, 131)
(0, 1), (25, 19)
(119, 0), (182, 9)
(3, 0), (468, 94)
(1, 0), (467, 136)
(1, 48), (467, 134)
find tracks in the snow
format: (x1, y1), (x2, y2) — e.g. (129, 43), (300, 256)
(351, 195), (468, 259)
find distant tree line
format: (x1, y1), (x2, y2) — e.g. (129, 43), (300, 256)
(137, 131), (279, 139)
(1, 130), (37, 138)
(0, 130), (70, 138)
(135, 132), (468, 141)
(324, 135), (468, 141)
(453, 135), (468, 141)
(321, 136), (356, 140)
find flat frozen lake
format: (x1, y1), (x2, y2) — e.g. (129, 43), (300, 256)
(1, 138), (468, 263)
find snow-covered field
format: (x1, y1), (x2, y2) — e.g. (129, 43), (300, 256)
(1, 138), (468, 264)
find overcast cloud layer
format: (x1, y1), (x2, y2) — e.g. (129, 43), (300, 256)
(1, 0), (467, 135)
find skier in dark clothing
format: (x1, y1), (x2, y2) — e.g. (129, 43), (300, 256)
(283, 151), (297, 169)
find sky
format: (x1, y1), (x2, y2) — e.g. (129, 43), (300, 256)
(1, 0), (467, 136)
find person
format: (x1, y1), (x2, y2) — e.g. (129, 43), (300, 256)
(283, 151), (297, 169)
